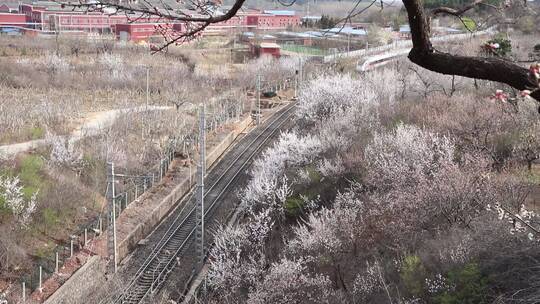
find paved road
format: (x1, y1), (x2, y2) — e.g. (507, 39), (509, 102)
(0, 106), (173, 157)
(356, 28), (496, 72)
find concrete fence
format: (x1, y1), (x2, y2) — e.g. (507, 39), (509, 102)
(323, 26), (497, 63)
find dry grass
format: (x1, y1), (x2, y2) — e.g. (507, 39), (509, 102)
(0, 34), (256, 289)
(0, 35), (242, 144)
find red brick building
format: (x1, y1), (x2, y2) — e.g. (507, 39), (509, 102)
(18, 4), (151, 31)
(4, 4), (300, 39)
(49, 14), (131, 33)
(211, 14), (245, 28)
(0, 12), (27, 26)
(250, 42), (280, 58)
(246, 10), (300, 30)
(113, 22), (187, 42)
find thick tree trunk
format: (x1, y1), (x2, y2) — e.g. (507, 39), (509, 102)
(402, 0), (540, 102)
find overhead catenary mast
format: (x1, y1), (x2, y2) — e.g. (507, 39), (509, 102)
(195, 104), (206, 266)
(107, 162), (118, 273)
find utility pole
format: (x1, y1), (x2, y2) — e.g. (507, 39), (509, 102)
(195, 105), (206, 267)
(298, 57), (303, 92)
(38, 266), (42, 292)
(146, 67), (150, 109)
(256, 74), (261, 125)
(107, 162), (118, 273)
(294, 68), (298, 99)
(142, 66), (150, 140)
(333, 48), (338, 69)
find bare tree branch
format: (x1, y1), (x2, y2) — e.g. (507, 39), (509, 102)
(62, 0), (247, 23)
(59, 0), (540, 106)
(402, 0), (540, 103)
(431, 0), (498, 17)
(151, 22), (209, 52)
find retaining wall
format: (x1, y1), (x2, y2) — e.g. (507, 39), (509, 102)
(43, 115), (253, 304)
(43, 256), (107, 304)
(116, 115), (252, 261)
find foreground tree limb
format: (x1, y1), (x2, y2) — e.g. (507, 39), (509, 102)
(402, 0), (540, 103)
(68, 0), (540, 103)
(62, 0), (248, 50)
(65, 0), (247, 23)
(431, 0), (498, 17)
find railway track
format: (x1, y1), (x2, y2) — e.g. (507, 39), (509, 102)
(112, 103), (296, 304)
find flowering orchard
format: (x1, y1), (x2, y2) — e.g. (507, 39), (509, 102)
(204, 65), (540, 304)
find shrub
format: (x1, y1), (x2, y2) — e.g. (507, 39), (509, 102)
(492, 132), (519, 169)
(41, 207), (60, 232)
(304, 165), (322, 183)
(34, 241), (55, 259)
(400, 255), (427, 297)
(0, 193), (7, 214)
(516, 16), (535, 34)
(29, 126), (44, 140)
(483, 37), (512, 57)
(18, 155), (46, 200)
(432, 263), (488, 304)
(284, 196), (304, 216)
(248, 258), (333, 303)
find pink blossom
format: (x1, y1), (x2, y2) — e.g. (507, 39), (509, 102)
(520, 90), (531, 97)
(492, 89), (508, 102)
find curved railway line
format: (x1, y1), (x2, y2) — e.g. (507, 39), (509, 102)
(110, 102), (296, 304)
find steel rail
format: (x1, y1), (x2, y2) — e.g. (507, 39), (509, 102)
(119, 104), (295, 303)
(147, 105), (297, 297)
(118, 103), (293, 299)
(113, 103), (295, 304)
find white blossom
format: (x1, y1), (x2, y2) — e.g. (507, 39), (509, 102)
(365, 123), (455, 190)
(48, 134), (83, 167)
(352, 261), (383, 298)
(288, 202), (360, 259)
(288, 208), (343, 256)
(438, 234), (472, 264)
(247, 258), (333, 304)
(207, 223), (250, 291)
(297, 74), (375, 124)
(0, 175), (38, 228)
(208, 208), (276, 293)
(242, 131), (322, 208)
(425, 273), (453, 294)
(317, 157), (345, 178)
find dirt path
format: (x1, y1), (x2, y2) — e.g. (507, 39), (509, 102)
(0, 106), (173, 157)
